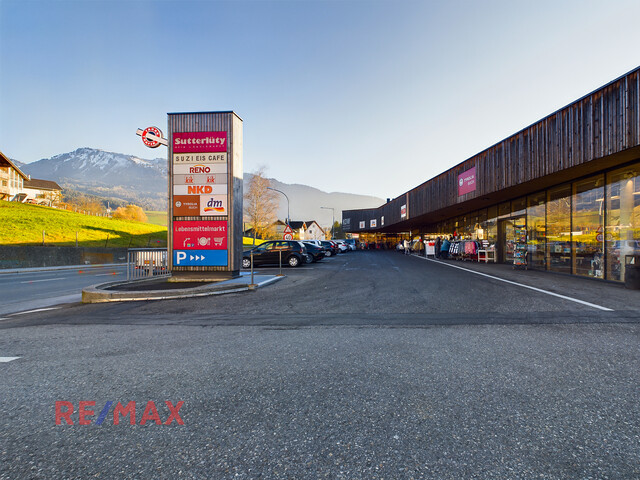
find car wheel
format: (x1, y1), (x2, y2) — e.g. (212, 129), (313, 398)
(305, 254), (313, 263)
(242, 258), (251, 269)
(325, 250), (332, 257)
(288, 255), (300, 267)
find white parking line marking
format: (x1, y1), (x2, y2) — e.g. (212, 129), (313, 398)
(9, 307), (62, 316)
(20, 277), (66, 284)
(421, 257), (614, 312)
(0, 357), (20, 363)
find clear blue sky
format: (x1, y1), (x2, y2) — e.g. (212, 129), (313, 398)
(2, 0), (640, 200)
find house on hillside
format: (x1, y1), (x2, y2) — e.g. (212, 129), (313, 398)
(23, 178), (63, 206)
(0, 151), (29, 202)
(301, 220), (325, 240)
(274, 220), (326, 240)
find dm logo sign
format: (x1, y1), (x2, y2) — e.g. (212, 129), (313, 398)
(200, 195), (227, 216)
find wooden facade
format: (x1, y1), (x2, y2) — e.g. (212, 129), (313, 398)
(344, 67), (640, 233)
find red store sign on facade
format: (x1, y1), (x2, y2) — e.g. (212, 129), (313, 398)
(458, 167), (476, 196)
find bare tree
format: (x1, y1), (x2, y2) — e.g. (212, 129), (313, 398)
(244, 167), (279, 241)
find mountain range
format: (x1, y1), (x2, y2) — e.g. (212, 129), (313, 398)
(16, 148), (384, 223)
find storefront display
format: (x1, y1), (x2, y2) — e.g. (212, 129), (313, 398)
(606, 164), (640, 281)
(512, 223), (527, 269)
(363, 160), (640, 282)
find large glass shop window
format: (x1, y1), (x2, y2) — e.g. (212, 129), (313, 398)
(606, 164), (640, 281)
(527, 192), (546, 269)
(484, 206), (498, 246)
(572, 175), (605, 278)
(546, 185), (572, 273)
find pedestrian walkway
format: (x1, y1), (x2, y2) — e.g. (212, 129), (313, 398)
(410, 252), (640, 312)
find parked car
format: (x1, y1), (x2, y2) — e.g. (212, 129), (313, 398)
(302, 241), (326, 262)
(320, 240), (339, 256)
(333, 240), (349, 253)
(343, 239), (357, 251)
(242, 240), (308, 268)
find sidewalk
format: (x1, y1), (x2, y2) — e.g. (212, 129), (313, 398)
(411, 253), (640, 312)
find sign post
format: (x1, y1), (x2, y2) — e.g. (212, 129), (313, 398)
(283, 224), (293, 241)
(167, 111), (243, 281)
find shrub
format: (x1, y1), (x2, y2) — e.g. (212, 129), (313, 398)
(112, 204), (148, 222)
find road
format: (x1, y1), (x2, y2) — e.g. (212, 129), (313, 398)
(0, 264), (127, 315)
(1, 251), (640, 479)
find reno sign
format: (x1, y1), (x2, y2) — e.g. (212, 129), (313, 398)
(458, 167), (476, 196)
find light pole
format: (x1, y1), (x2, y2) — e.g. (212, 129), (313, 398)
(267, 187), (290, 226)
(320, 206), (335, 239)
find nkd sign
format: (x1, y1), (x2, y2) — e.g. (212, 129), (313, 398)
(173, 184), (228, 195)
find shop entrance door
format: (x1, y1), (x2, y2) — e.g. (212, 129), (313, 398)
(498, 216), (526, 264)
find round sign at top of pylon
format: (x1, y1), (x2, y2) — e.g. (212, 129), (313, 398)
(142, 126), (163, 148)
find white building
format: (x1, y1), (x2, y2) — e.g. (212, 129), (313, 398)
(0, 150), (29, 202)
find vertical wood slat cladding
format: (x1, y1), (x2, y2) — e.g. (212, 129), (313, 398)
(345, 68), (640, 232)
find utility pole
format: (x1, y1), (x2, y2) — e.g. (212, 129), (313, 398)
(267, 187), (290, 226)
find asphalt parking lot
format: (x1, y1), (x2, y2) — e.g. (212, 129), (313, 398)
(1, 250), (639, 479)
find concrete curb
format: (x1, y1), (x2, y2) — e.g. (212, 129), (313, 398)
(81, 275), (284, 303)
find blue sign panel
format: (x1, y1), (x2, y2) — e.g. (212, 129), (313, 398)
(173, 249), (228, 267)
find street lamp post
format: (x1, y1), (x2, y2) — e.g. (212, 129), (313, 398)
(267, 187), (290, 226)
(320, 206), (335, 239)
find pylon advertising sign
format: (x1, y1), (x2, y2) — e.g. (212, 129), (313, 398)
(167, 112), (243, 279)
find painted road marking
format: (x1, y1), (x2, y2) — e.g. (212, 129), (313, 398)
(94, 273), (120, 276)
(0, 357), (20, 363)
(9, 307), (62, 316)
(420, 257), (614, 312)
(20, 277), (66, 284)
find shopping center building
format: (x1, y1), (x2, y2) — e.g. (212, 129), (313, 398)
(343, 67), (640, 283)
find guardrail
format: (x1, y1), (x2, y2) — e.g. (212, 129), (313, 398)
(127, 248), (169, 281)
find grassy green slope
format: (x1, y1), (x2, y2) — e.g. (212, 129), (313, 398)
(0, 202), (167, 247)
(144, 210), (168, 227)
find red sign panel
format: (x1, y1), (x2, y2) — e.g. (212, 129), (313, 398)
(173, 132), (227, 153)
(173, 221), (227, 250)
(458, 167), (476, 196)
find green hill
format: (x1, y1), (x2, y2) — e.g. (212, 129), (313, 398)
(0, 202), (167, 247)
(144, 210), (168, 227)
